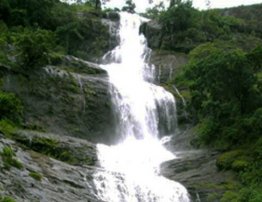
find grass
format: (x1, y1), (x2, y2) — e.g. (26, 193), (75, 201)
(0, 196), (16, 202)
(29, 171), (42, 181)
(0, 146), (23, 170)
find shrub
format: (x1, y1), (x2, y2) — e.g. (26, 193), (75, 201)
(0, 120), (17, 137)
(0, 196), (16, 202)
(221, 191), (238, 202)
(0, 92), (23, 123)
(232, 160), (249, 172)
(13, 28), (56, 70)
(216, 150), (244, 170)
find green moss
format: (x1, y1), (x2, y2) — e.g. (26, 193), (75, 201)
(216, 150), (244, 170)
(232, 160), (249, 172)
(0, 196), (16, 202)
(0, 120), (17, 137)
(0, 146), (23, 170)
(14, 135), (95, 166)
(221, 191), (239, 202)
(207, 193), (221, 202)
(29, 171), (42, 181)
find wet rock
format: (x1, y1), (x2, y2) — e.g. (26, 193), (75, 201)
(161, 128), (237, 202)
(140, 20), (162, 49)
(2, 56), (118, 145)
(149, 50), (188, 84)
(101, 13), (120, 58)
(0, 133), (103, 202)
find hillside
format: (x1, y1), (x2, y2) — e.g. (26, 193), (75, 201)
(142, 2), (262, 202)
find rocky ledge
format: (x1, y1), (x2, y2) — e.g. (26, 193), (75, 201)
(161, 128), (237, 202)
(0, 130), (103, 202)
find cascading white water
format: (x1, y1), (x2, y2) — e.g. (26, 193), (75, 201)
(92, 11), (190, 202)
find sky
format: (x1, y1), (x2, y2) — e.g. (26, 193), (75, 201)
(193, 0), (262, 10)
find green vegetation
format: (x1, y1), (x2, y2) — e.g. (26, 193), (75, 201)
(0, 0), (114, 140)
(144, 0), (262, 53)
(172, 43), (262, 201)
(148, 1), (262, 201)
(0, 146), (23, 170)
(0, 120), (17, 137)
(122, 0), (136, 13)
(0, 0), (112, 70)
(13, 135), (95, 166)
(29, 171), (43, 181)
(0, 196), (16, 202)
(0, 92), (23, 123)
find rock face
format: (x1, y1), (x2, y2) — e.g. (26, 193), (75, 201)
(101, 13), (120, 59)
(149, 50), (188, 84)
(161, 150), (236, 202)
(140, 20), (162, 50)
(161, 128), (237, 202)
(2, 56), (118, 144)
(0, 131), (102, 202)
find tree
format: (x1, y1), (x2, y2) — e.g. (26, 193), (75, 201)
(14, 29), (56, 70)
(180, 42), (261, 145)
(85, 0), (101, 9)
(160, 0), (195, 33)
(122, 0), (136, 13)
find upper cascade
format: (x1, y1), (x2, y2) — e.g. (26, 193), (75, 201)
(101, 12), (177, 141)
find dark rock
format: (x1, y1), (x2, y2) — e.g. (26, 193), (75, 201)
(161, 128), (238, 202)
(101, 16), (120, 58)
(1, 57), (118, 145)
(140, 20), (162, 49)
(161, 150), (237, 202)
(149, 50), (188, 84)
(139, 20), (163, 49)
(62, 55), (107, 75)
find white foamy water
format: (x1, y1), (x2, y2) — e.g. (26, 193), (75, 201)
(93, 12), (190, 202)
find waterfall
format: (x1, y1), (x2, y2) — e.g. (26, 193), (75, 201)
(92, 12), (190, 202)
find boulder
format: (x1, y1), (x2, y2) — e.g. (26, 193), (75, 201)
(140, 20), (162, 49)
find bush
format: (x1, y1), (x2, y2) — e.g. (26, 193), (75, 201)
(216, 150), (244, 170)
(0, 196), (16, 202)
(221, 191), (238, 202)
(0, 120), (16, 137)
(0, 92), (23, 123)
(13, 28), (56, 70)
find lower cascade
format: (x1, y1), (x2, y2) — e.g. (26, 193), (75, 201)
(93, 12), (190, 202)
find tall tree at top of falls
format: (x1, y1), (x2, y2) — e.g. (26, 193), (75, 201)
(122, 0), (136, 13)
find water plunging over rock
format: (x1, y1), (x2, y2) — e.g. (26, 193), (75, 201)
(93, 12), (190, 202)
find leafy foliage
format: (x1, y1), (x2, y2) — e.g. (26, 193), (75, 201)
(174, 41), (262, 202)
(13, 28), (56, 70)
(146, 1), (260, 52)
(0, 92), (23, 123)
(179, 43), (261, 146)
(122, 0), (136, 13)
